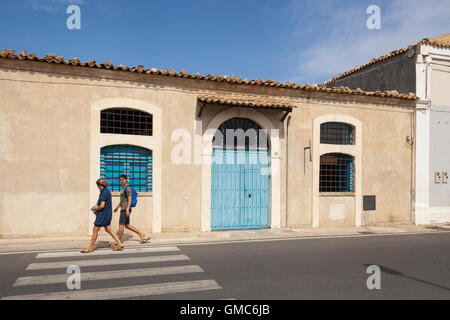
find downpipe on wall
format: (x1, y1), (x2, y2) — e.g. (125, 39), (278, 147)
(286, 116), (291, 228)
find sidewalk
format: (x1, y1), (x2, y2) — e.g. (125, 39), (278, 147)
(0, 223), (449, 253)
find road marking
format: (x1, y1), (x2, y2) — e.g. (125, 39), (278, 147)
(26, 255), (190, 270)
(2, 279), (222, 300)
(14, 265), (204, 286)
(36, 246), (179, 259)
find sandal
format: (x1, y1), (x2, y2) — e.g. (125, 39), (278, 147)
(108, 242), (118, 247)
(113, 245), (124, 251)
(81, 248), (94, 253)
(141, 237), (151, 244)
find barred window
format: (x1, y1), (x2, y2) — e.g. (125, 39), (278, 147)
(320, 122), (354, 145)
(101, 108), (153, 136)
(213, 117), (269, 150)
(100, 145), (152, 192)
(320, 153), (354, 193)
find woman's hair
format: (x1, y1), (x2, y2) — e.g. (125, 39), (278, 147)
(96, 178), (109, 188)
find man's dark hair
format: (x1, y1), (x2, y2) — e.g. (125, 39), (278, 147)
(119, 174), (128, 180)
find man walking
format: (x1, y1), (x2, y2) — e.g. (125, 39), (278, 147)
(111, 174), (150, 245)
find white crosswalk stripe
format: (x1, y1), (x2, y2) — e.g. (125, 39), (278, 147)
(27, 255), (190, 270)
(36, 246), (179, 259)
(2, 280), (222, 300)
(2, 246), (227, 300)
(14, 265), (204, 286)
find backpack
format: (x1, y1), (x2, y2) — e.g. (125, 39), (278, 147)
(124, 184), (138, 207)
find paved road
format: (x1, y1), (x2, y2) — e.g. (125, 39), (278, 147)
(0, 232), (449, 300)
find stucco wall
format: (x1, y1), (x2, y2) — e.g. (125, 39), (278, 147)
(326, 47), (417, 95)
(285, 98), (414, 227)
(0, 58), (415, 236)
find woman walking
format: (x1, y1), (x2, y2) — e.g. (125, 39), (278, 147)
(81, 179), (124, 253)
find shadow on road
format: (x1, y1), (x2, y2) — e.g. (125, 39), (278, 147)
(364, 264), (450, 292)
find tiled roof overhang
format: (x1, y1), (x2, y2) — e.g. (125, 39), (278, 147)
(421, 33), (450, 49)
(197, 94), (294, 120)
(324, 33), (450, 86)
(0, 49), (417, 101)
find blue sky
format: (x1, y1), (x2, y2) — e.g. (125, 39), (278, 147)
(0, 0), (449, 84)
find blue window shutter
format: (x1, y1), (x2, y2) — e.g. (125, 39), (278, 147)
(100, 145), (152, 192)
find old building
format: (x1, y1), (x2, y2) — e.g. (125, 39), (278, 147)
(0, 49), (417, 237)
(325, 33), (450, 225)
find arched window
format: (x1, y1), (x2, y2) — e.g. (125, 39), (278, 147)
(100, 145), (152, 192)
(320, 153), (354, 193)
(213, 117), (269, 150)
(320, 122), (354, 145)
(101, 108), (153, 136)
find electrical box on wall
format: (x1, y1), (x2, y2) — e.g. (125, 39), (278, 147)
(363, 196), (376, 211)
(443, 172), (449, 184)
(435, 172), (442, 184)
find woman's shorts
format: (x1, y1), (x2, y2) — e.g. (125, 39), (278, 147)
(119, 208), (132, 225)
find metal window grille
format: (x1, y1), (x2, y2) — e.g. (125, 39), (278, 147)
(100, 108), (153, 136)
(100, 145), (152, 192)
(320, 122), (353, 145)
(212, 117), (269, 150)
(319, 153), (354, 192)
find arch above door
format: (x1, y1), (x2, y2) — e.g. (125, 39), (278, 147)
(200, 107), (281, 231)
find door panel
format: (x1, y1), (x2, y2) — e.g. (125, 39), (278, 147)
(211, 149), (269, 230)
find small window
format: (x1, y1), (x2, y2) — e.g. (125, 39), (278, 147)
(320, 122), (353, 145)
(320, 153), (354, 193)
(101, 108), (153, 136)
(100, 145), (152, 192)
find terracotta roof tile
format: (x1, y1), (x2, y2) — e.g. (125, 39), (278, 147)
(421, 33), (450, 48)
(198, 94), (295, 110)
(0, 49), (417, 101)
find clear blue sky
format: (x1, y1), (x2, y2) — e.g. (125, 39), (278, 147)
(1, 0), (449, 84)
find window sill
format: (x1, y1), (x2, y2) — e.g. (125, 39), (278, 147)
(112, 192), (153, 197)
(319, 192), (355, 197)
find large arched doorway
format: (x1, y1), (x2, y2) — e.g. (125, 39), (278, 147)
(210, 117), (270, 230)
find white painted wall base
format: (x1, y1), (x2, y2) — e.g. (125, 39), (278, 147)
(413, 204), (430, 225)
(429, 207), (450, 223)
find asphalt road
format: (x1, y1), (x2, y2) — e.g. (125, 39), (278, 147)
(0, 232), (449, 300)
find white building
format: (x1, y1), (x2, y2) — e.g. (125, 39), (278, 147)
(325, 33), (450, 224)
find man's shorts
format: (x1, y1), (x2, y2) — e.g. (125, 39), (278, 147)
(119, 208), (132, 225)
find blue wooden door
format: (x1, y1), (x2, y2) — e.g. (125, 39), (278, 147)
(211, 149), (269, 230)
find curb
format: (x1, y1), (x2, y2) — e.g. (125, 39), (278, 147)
(0, 228), (449, 255)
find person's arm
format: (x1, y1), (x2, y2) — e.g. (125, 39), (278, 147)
(93, 201), (105, 212)
(126, 187), (132, 216)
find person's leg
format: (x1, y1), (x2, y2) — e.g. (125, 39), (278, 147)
(117, 223), (125, 241)
(125, 224), (149, 242)
(81, 226), (100, 252)
(104, 226), (123, 248)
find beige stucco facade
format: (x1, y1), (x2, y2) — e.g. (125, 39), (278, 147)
(0, 57), (416, 237)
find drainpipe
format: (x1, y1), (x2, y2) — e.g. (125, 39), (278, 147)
(286, 116), (291, 228)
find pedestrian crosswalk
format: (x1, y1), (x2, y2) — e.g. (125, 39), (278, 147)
(1, 246), (225, 300)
